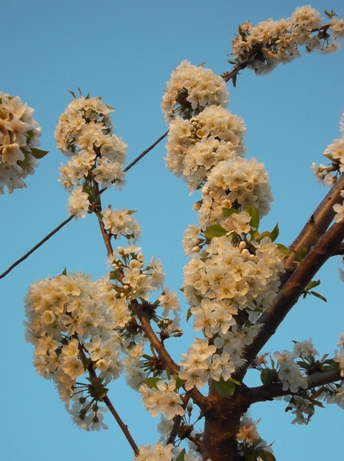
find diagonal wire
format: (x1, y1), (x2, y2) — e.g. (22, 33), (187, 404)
(0, 131), (169, 280)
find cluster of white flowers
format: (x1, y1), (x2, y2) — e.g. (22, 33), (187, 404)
(162, 61), (229, 123)
(135, 443), (207, 461)
(107, 245), (166, 302)
(274, 349), (308, 393)
(161, 59), (283, 450)
(231, 6), (344, 75)
(184, 237), (284, 321)
(24, 272), (123, 429)
(165, 106), (246, 191)
(139, 378), (184, 420)
(102, 207), (141, 241)
(55, 96), (127, 217)
(0, 92), (42, 193)
(197, 157), (272, 226)
(310, 113), (344, 223)
(255, 338), (344, 424)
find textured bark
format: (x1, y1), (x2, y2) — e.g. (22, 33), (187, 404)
(202, 382), (250, 461)
(238, 217), (344, 380)
(281, 174), (344, 285)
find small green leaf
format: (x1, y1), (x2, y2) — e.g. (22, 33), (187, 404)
(309, 291), (327, 302)
(69, 90), (77, 98)
(213, 376), (236, 398)
(260, 369), (275, 386)
(186, 307), (192, 322)
(142, 377), (160, 389)
(222, 207), (239, 218)
(174, 375), (185, 390)
(269, 223), (279, 242)
(175, 449), (186, 461)
(262, 450), (277, 461)
(277, 244), (289, 258)
(232, 73), (237, 88)
(204, 224), (227, 240)
(31, 147), (49, 159)
(306, 280), (321, 290)
(61, 267), (67, 276)
(109, 270), (120, 281)
(246, 205), (260, 231)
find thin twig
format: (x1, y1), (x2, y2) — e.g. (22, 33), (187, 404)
(77, 337), (140, 455)
(0, 215), (74, 279)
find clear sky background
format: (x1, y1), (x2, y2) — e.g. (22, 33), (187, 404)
(1, 1), (344, 460)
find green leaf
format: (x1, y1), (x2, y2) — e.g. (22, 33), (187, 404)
(186, 307), (192, 322)
(260, 369), (275, 386)
(246, 205), (260, 231)
(306, 280), (321, 290)
(61, 267), (67, 276)
(309, 291), (327, 302)
(276, 244), (289, 258)
(213, 376), (236, 398)
(232, 73), (237, 88)
(109, 270), (120, 281)
(204, 224), (227, 240)
(30, 147), (49, 159)
(142, 377), (160, 389)
(174, 375), (185, 390)
(69, 90), (77, 98)
(269, 223), (279, 242)
(222, 207), (239, 218)
(175, 449), (186, 461)
(262, 450), (277, 461)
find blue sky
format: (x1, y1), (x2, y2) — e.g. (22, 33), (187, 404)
(1, 1), (344, 460)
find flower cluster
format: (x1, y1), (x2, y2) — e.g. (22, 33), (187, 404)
(162, 61), (229, 123)
(231, 6), (344, 75)
(139, 378), (184, 420)
(102, 207), (141, 242)
(161, 60), (283, 443)
(0, 92), (42, 193)
(197, 156), (272, 226)
(55, 96), (127, 217)
(255, 338), (344, 424)
(165, 106), (246, 191)
(236, 415), (274, 460)
(24, 272), (123, 429)
(310, 112), (344, 224)
(184, 237), (284, 321)
(311, 112), (344, 186)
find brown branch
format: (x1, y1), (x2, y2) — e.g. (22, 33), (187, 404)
(166, 390), (193, 446)
(281, 174), (344, 284)
(132, 300), (209, 412)
(222, 47), (262, 83)
(102, 395), (140, 456)
(77, 337), (140, 455)
(249, 370), (342, 404)
(238, 217), (344, 379)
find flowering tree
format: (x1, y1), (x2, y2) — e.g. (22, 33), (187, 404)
(1, 6), (344, 461)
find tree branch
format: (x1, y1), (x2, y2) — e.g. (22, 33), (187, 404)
(281, 174), (344, 284)
(239, 217), (344, 379)
(132, 300), (209, 412)
(77, 337), (140, 455)
(249, 370), (342, 404)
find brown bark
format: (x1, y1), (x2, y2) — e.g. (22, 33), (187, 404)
(281, 174), (344, 284)
(239, 217), (344, 380)
(202, 382), (250, 461)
